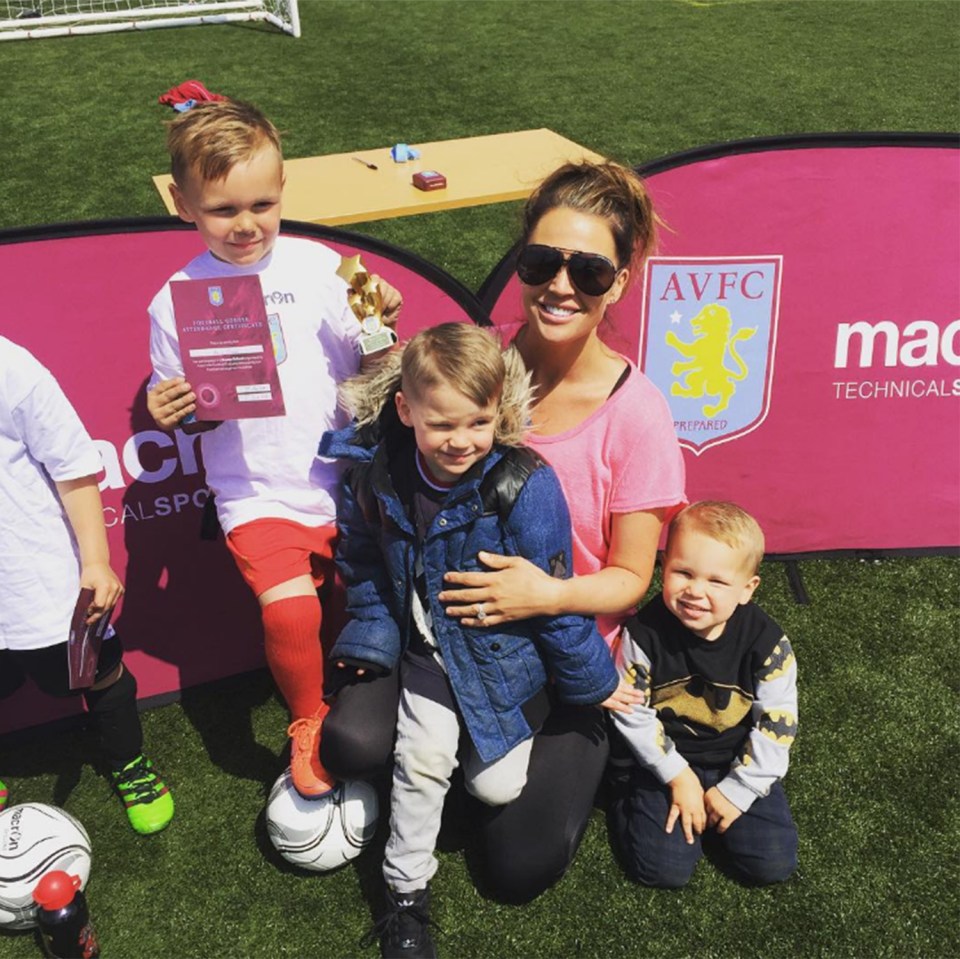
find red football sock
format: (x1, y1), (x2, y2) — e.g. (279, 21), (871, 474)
(261, 595), (327, 721)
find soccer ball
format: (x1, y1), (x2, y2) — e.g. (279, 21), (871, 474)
(0, 803), (92, 930)
(265, 769), (378, 872)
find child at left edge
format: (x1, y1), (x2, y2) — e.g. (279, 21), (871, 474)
(145, 99), (402, 800)
(0, 335), (174, 835)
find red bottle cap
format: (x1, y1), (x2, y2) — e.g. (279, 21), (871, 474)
(32, 871), (81, 910)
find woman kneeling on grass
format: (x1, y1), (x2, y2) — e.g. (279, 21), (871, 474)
(322, 159), (686, 911)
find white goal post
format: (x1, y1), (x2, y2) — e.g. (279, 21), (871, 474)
(0, 0), (300, 40)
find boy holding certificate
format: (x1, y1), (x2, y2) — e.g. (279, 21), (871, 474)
(146, 99), (402, 798)
(0, 336), (174, 835)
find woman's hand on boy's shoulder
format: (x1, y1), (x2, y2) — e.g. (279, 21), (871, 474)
(439, 552), (564, 626)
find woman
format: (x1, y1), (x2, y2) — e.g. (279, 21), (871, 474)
(437, 160), (686, 903)
(322, 160), (685, 905)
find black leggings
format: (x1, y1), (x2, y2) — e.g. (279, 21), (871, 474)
(322, 668), (609, 904)
(0, 638), (143, 766)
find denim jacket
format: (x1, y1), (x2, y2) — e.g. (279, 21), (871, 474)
(320, 417), (618, 764)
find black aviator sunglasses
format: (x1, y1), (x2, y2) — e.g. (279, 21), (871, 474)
(515, 244), (620, 297)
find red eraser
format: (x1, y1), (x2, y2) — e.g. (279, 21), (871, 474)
(412, 170), (447, 191)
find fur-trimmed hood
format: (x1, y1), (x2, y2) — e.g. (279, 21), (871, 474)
(337, 341), (533, 447)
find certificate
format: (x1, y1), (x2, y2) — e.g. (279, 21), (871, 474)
(170, 275), (285, 420)
(67, 588), (113, 690)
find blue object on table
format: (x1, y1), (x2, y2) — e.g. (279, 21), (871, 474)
(390, 143), (421, 163)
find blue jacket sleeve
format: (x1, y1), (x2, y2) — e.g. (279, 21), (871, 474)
(504, 465), (619, 705)
(329, 468), (403, 672)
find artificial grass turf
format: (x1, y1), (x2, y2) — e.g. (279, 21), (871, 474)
(1, 557), (957, 958)
(0, 1), (958, 956)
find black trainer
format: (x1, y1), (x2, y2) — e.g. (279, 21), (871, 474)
(361, 885), (438, 959)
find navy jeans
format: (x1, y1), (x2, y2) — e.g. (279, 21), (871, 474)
(610, 763), (798, 887)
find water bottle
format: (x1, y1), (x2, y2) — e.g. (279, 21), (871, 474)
(32, 870), (100, 959)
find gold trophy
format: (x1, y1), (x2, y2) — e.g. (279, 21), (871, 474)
(337, 254), (398, 355)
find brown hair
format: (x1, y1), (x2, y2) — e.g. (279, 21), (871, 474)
(668, 501), (766, 575)
(520, 160), (659, 270)
(167, 99), (282, 187)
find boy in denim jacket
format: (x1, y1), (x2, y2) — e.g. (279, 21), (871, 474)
(321, 323), (628, 959)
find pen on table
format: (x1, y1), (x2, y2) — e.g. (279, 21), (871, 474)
(352, 157), (378, 170)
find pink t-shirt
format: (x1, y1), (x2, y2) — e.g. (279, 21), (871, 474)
(525, 360), (686, 644)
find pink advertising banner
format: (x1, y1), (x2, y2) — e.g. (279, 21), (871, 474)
(481, 136), (960, 556)
(0, 220), (487, 734)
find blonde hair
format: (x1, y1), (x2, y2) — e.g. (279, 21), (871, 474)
(521, 160), (660, 271)
(403, 324), (534, 442)
(167, 99), (282, 187)
(668, 501), (766, 575)
(337, 325), (532, 447)
(401, 322), (503, 403)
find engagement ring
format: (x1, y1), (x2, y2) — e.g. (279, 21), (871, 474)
(475, 603), (487, 621)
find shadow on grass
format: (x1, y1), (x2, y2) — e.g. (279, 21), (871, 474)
(0, 704), (93, 810)
(177, 669), (280, 791)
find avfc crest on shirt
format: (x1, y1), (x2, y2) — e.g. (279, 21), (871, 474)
(640, 257), (782, 455)
(207, 285), (224, 307)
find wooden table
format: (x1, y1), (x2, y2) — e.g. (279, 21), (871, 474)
(152, 128), (605, 225)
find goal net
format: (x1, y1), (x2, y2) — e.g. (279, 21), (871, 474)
(0, 0), (300, 40)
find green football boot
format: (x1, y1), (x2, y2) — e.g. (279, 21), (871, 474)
(109, 755), (174, 835)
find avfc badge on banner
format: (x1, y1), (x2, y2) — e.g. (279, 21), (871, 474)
(640, 257), (782, 455)
(208, 285), (224, 307)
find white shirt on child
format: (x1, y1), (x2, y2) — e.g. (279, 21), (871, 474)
(0, 337), (105, 651)
(148, 236), (363, 534)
